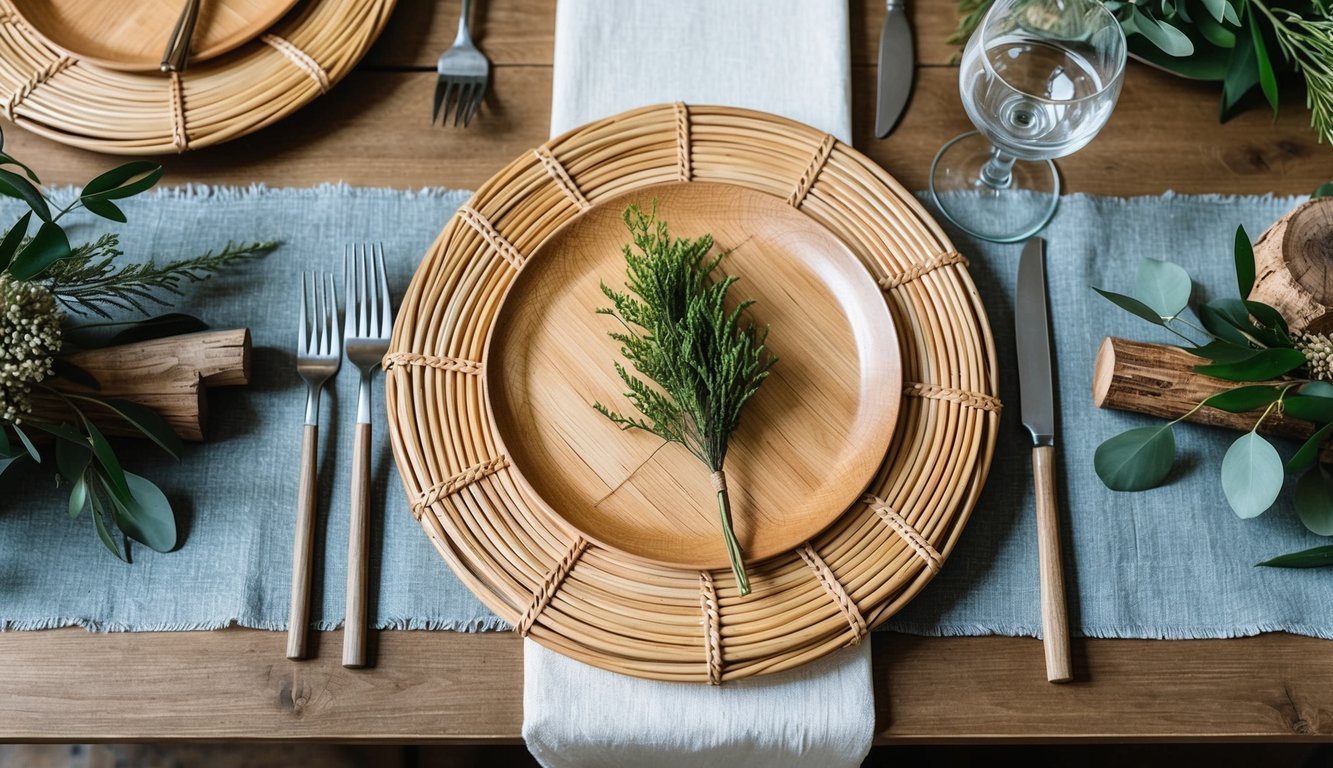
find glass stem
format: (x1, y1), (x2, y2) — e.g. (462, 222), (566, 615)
(979, 145), (1017, 189)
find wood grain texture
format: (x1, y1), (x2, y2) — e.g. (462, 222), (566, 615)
(287, 422), (319, 661)
(2, 629), (1333, 742)
(1250, 198), (1333, 334)
(0, 0), (1329, 743)
(486, 181), (901, 568)
(7, 0), (303, 71)
(344, 421), (372, 668)
(1032, 445), (1071, 684)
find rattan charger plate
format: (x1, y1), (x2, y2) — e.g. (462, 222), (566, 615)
(385, 104), (1001, 684)
(0, 0), (394, 154)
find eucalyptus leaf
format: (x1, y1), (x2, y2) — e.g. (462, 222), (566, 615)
(1286, 422), (1333, 475)
(7, 222), (71, 281)
(1194, 7), (1235, 48)
(1194, 347), (1305, 382)
(1295, 466), (1333, 536)
(1257, 545), (1333, 568)
(108, 472), (177, 552)
(68, 474), (87, 519)
(1133, 257), (1193, 318)
(55, 438), (90, 484)
(1181, 340), (1259, 364)
(88, 488), (126, 562)
(80, 162), (163, 203)
(1234, 225), (1254, 298)
(1281, 395), (1333, 424)
(1094, 287), (1167, 326)
(1247, 8), (1279, 113)
(1199, 0), (1231, 23)
(0, 152), (40, 184)
(83, 418), (129, 500)
(1202, 297), (1283, 347)
(1220, 17), (1259, 120)
(12, 424), (39, 462)
(0, 168), (51, 222)
(1315, 183), (1333, 199)
(1301, 381), (1333, 398)
(90, 398), (182, 459)
(1220, 432), (1283, 518)
(1198, 300), (1252, 345)
(1132, 8), (1196, 56)
(1201, 384), (1281, 413)
(21, 419), (85, 444)
(1243, 300), (1290, 345)
(0, 455), (16, 479)
(81, 198), (126, 223)
(1094, 425), (1177, 491)
(0, 210), (31, 274)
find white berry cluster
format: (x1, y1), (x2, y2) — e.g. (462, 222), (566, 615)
(1296, 331), (1333, 384)
(0, 273), (62, 423)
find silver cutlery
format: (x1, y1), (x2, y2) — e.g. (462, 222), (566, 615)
(342, 244), (393, 668)
(1015, 236), (1072, 683)
(160, 0), (202, 73)
(289, 271), (341, 661)
(874, 0), (915, 138)
(432, 0), (490, 127)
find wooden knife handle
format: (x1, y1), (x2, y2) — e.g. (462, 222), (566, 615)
(343, 421), (371, 668)
(1033, 444), (1073, 683)
(287, 423), (318, 660)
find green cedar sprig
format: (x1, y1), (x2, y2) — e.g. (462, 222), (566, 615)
(594, 204), (776, 595)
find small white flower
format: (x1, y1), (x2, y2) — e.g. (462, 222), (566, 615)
(0, 274), (62, 423)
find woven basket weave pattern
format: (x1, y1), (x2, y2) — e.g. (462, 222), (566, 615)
(386, 103), (1000, 683)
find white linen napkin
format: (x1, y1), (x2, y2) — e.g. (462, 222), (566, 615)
(525, 2), (870, 766)
(549, 0), (852, 143)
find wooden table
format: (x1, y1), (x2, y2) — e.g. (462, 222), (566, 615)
(2, 0), (1330, 744)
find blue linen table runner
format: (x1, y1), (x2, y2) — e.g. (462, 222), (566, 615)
(0, 185), (1327, 641)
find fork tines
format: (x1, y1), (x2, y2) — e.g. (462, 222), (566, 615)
(299, 271), (338, 360)
(432, 73), (489, 128)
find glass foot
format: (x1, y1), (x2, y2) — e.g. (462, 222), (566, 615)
(928, 131), (1059, 244)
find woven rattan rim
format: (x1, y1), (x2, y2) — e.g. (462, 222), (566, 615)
(385, 103), (1001, 684)
(0, 0), (395, 154)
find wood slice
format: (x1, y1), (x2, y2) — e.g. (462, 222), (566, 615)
(485, 181), (901, 569)
(384, 104), (1000, 683)
(9, 0), (303, 72)
(1250, 198), (1333, 335)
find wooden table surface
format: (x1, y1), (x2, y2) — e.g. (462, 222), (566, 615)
(3, 0), (1331, 745)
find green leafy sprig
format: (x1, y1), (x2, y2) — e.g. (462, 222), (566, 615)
(951, 1), (1333, 144)
(0, 128), (268, 560)
(594, 204), (776, 596)
(1093, 184), (1333, 569)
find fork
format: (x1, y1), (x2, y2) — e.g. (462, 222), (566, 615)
(342, 244), (393, 668)
(432, 0), (490, 127)
(288, 272), (341, 661)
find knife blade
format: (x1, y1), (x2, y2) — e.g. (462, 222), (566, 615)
(874, 0), (914, 139)
(1014, 237), (1073, 684)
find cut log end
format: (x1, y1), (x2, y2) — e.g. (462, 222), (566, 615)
(1250, 198), (1333, 335)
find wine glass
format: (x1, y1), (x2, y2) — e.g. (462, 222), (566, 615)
(930, 0), (1126, 243)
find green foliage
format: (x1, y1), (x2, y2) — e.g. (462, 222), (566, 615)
(1092, 213), (1333, 558)
(1257, 543), (1333, 566)
(595, 204), (776, 595)
(0, 127), (269, 559)
(950, 1), (1333, 143)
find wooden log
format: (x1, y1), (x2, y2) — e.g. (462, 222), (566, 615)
(1092, 337), (1328, 456)
(27, 329), (251, 442)
(1249, 198), (1333, 335)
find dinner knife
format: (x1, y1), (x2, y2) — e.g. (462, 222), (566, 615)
(1015, 236), (1073, 684)
(874, 0), (914, 138)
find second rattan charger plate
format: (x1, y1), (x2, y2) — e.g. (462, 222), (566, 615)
(0, 0), (394, 154)
(385, 103), (1001, 684)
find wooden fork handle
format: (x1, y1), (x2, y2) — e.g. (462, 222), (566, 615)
(343, 422), (371, 668)
(287, 423), (319, 660)
(1034, 445), (1073, 683)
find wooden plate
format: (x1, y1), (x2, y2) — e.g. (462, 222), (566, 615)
(385, 104), (1000, 683)
(485, 181), (901, 569)
(10, 0), (303, 72)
